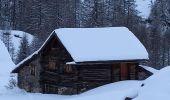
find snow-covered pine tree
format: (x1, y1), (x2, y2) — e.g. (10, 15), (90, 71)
(16, 33), (30, 64)
(147, 0), (170, 68)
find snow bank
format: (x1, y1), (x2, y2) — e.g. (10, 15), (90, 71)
(134, 66), (170, 100)
(0, 81), (141, 100)
(67, 81), (142, 100)
(0, 40), (15, 94)
(135, 0), (155, 18)
(0, 40), (15, 75)
(55, 27), (148, 62)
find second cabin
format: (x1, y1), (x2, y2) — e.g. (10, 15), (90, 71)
(12, 27), (150, 95)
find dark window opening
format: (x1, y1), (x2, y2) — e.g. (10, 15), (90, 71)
(30, 64), (36, 76)
(63, 65), (73, 73)
(48, 61), (57, 70)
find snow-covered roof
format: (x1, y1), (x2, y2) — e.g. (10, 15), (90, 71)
(55, 27), (148, 62)
(13, 27), (148, 73)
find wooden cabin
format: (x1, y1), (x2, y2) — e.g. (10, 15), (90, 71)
(12, 27), (149, 95)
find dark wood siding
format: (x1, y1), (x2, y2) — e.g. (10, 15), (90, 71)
(18, 57), (42, 93)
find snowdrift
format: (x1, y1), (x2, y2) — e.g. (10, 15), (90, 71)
(0, 40), (15, 94)
(0, 40), (15, 75)
(135, 66), (170, 100)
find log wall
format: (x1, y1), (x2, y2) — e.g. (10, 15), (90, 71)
(18, 57), (42, 93)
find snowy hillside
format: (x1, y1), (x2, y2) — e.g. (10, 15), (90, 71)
(0, 40), (15, 75)
(135, 0), (155, 18)
(0, 30), (33, 53)
(0, 40), (15, 94)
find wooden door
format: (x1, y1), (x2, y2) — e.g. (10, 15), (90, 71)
(120, 63), (129, 80)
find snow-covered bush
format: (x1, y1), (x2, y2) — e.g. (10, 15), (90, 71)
(5, 75), (17, 90)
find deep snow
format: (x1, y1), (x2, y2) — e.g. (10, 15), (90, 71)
(0, 40), (15, 94)
(134, 66), (170, 100)
(0, 81), (142, 100)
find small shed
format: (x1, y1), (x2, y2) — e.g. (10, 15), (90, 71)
(12, 27), (148, 95)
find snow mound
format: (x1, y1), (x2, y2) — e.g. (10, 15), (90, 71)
(0, 40), (15, 94)
(135, 0), (155, 18)
(0, 40), (15, 75)
(67, 81), (141, 100)
(134, 66), (170, 100)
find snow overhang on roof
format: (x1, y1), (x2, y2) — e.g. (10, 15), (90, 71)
(55, 27), (149, 62)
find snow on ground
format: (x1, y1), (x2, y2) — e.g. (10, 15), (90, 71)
(71, 81), (142, 100)
(0, 81), (142, 100)
(0, 40), (15, 75)
(0, 30), (33, 53)
(0, 92), (72, 100)
(134, 66), (170, 100)
(135, 0), (155, 18)
(0, 40), (15, 94)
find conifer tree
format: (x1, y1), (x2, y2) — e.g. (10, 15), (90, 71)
(16, 33), (30, 63)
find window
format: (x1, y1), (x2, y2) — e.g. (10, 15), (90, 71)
(64, 65), (73, 73)
(48, 61), (56, 70)
(30, 64), (36, 76)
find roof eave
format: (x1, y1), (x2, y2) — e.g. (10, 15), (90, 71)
(74, 59), (148, 65)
